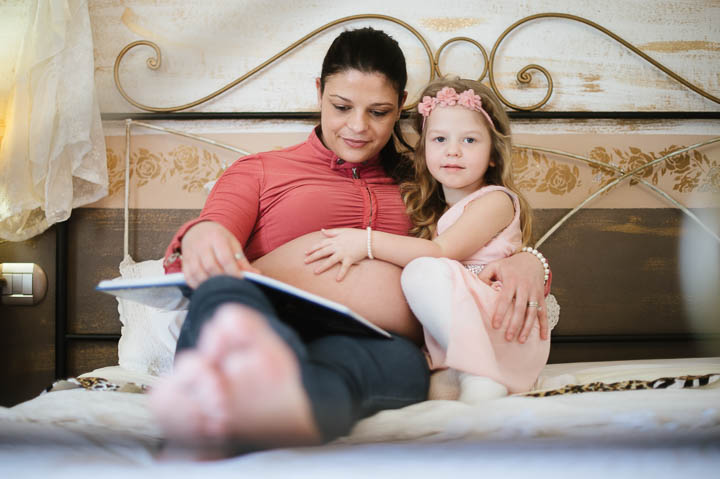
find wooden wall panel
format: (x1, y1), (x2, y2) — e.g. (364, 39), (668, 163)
(67, 208), (198, 335)
(64, 208), (196, 387)
(534, 208), (719, 337)
(66, 340), (119, 379)
(549, 339), (720, 364)
(61, 207), (719, 374)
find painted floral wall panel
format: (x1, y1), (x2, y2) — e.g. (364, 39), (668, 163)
(93, 131), (719, 210)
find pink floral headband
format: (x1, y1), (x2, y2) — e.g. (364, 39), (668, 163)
(418, 87), (494, 129)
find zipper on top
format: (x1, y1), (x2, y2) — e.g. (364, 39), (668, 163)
(366, 185), (373, 228)
(351, 167), (373, 228)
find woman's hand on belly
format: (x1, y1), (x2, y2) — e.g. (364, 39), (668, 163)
(252, 232), (422, 343)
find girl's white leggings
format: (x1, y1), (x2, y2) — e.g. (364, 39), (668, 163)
(400, 257), (455, 349)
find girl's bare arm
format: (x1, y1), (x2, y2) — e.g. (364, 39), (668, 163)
(305, 190), (514, 280)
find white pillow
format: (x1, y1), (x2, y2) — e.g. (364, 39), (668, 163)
(116, 257), (187, 376)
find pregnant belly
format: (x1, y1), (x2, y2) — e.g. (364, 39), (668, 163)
(252, 231), (421, 342)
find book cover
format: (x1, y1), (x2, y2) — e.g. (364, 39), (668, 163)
(96, 272), (391, 340)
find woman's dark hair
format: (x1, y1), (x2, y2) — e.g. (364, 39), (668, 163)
(320, 27), (413, 181)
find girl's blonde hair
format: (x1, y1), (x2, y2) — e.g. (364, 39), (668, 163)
(400, 78), (532, 245)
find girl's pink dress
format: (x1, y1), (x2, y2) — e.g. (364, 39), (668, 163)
(423, 185), (550, 393)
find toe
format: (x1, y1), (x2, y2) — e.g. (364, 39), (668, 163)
(197, 304), (267, 359)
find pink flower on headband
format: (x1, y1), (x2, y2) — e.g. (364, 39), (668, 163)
(435, 87), (459, 106)
(418, 86), (494, 128)
(417, 96), (437, 117)
(458, 89), (483, 110)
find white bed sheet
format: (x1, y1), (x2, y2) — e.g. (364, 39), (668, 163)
(1, 358), (719, 477)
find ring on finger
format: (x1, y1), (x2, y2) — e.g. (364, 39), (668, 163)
(527, 300), (543, 312)
(234, 252), (243, 261)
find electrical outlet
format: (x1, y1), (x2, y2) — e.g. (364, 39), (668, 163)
(0, 263), (47, 306)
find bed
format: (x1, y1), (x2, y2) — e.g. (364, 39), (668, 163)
(1, 10), (719, 476)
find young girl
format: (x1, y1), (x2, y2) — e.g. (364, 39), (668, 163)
(304, 78), (550, 394)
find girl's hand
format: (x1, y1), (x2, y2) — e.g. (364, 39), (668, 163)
(304, 228), (368, 281)
(478, 252), (549, 343)
(180, 221), (260, 288)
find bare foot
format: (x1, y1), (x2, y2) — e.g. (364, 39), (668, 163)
(149, 304), (322, 458)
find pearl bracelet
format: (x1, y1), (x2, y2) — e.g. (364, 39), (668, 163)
(521, 246), (549, 284)
(366, 226), (374, 260)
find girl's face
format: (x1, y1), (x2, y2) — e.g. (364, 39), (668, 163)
(317, 69), (405, 164)
(424, 106), (494, 205)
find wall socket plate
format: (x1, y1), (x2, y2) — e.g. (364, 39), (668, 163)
(0, 263), (48, 306)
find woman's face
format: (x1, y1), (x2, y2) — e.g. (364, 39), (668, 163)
(317, 69), (406, 164)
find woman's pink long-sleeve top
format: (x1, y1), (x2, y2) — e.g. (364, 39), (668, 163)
(163, 128), (412, 272)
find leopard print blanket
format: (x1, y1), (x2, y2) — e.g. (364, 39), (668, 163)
(44, 377), (149, 394)
(45, 373), (719, 399)
(523, 373), (720, 397)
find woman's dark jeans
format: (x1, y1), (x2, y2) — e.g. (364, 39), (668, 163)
(175, 276), (430, 442)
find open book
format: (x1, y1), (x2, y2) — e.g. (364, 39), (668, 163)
(96, 272), (391, 340)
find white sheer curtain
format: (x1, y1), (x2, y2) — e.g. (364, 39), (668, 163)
(0, 0), (107, 241)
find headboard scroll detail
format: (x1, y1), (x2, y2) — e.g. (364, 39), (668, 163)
(113, 13), (719, 113)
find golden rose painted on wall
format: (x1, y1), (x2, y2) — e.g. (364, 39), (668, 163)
(105, 148), (125, 196)
(512, 147), (581, 195)
(131, 148), (169, 186)
(538, 164), (580, 195)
